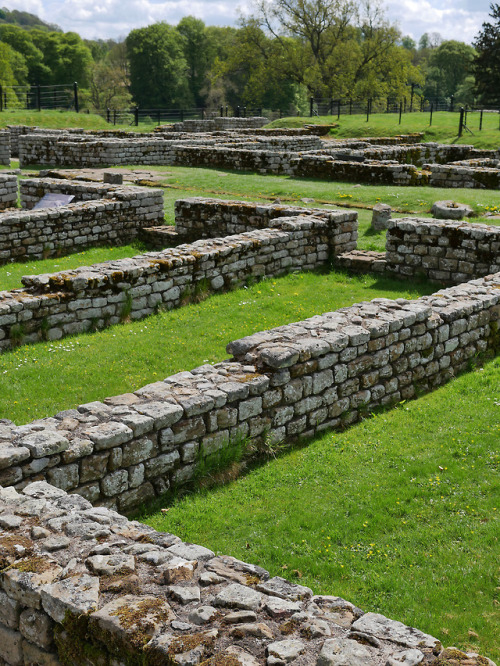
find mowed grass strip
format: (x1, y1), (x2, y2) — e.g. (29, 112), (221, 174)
(0, 243), (147, 291)
(143, 356), (500, 662)
(0, 270), (434, 423)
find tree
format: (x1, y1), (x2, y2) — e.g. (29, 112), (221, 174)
(83, 61), (132, 111)
(29, 30), (93, 86)
(474, 3), (500, 105)
(126, 23), (190, 108)
(0, 24), (51, 83)
(423, 40), (476, 103)
(177, 16), (216, 107)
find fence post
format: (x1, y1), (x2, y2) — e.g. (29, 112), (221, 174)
(479, 109), (483, 131)
(113, 109), (116, 125)
(450, 95), (454, 112)
(106, 108), (110, 123)
(399, 101), (403, 125)
(458, 107), (464, 136)
(73, 82), (79, 113)
(220, 106), (223, 117)
(134, 107), (139, 126)
(36, 84), (41, 111)
(0, 85), (3, 112)
(349, 98), (352, 115)
(430, 102), (433, 126)
(386, 97), (389, 113)
(337, 100), (341, 119)
(201, 108), (205, 120)
(225, 106), (228, 117)
(366, 100), (370, 122)
(244, 106), (247, 118)
(310, 97), (314, 117)
(180, 109), (184, 122)
(236, 106), (240, 118)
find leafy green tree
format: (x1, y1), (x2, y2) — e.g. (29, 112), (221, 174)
(29, 30), (93, 86)
(473, 3), (500, 105)
(0, 24), (51, 83)
(177, 16), (216, 107)
(126, 23), (190, 108)
(423, 40), (476, 102)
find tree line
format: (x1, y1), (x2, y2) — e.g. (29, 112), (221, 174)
(1, 0), (499, 113)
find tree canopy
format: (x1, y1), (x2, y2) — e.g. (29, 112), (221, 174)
(473, 3), (500, 105)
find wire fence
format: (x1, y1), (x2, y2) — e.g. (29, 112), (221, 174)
(0, 83), (79, 112)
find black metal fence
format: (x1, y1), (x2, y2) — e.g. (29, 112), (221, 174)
(0, 83), (79, 112)
(309, 96), (459, 118)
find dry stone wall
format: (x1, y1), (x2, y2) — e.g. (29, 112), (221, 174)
(0, 130), (10, 166)
(0, 179), (164, 265)
(174, 197), (357, 251)
(0, 210), (354, 351)
(15, 128), (500, 189)
(0, 175), (17, 211)
(0, 272), (498, 512)
(386, 217), (500, 284)
(1, 481), (494, 666)
(171, 116), (269, 131)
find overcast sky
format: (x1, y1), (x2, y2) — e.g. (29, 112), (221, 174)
(2, 0), (493, 43)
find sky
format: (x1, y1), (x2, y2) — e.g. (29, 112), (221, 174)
(2, 0), (494, 44)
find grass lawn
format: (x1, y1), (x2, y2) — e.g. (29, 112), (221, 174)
(0, 269), (433, 424)
(142, 356), (500, 662)
(268, 111), (500, 149)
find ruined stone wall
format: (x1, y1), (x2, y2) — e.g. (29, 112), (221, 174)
(427, 163), (500, 188)
(0, 480), (483, 666)
(0, 272), (498, 514)
(19, 177), (137, 208)
(0, 182), (164, 265)
(0, 130), (10, 166)
(174, 197), (358, 251)
(0, 174), (17, 211)
(386, 217), (500, 284)
(171, 116), (269, 131)
(0, 213), (348, 351)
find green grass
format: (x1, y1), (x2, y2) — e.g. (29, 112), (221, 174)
(142, 356), (500, 662)
(0, 243), (147, 291)
(0, 109), (112, 131)
(267, 111), (500, 149)
(0, 269), (433, 424)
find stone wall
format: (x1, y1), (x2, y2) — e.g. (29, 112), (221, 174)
(0, 130), (10, 166)
(171, 116), (269, 131)
(0, 180), (164, 265)
(19, 177), (139, 208)
(426, 163), (500, 188)
(1, 480), (491, 666)
(174, 197), (358, 251)
(0, 211), (353, 351)
(0, 271), (498, 514)
(0, 174), (17, 211)
(386, 217), (500, 284)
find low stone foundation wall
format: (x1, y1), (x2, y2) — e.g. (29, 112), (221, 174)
(427, 163), (500, 188)
(386, 217), (500, 283)
(0, 174), (17, 211)
(0, 271), (498, 512)
(0, 130), (10, 166)
(1, 481), (491, 666)
(0, 179), (164, 265)
(171, 116), (269, 131)
(0, 210), (354, 350)
(174, 197), (358, 250)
